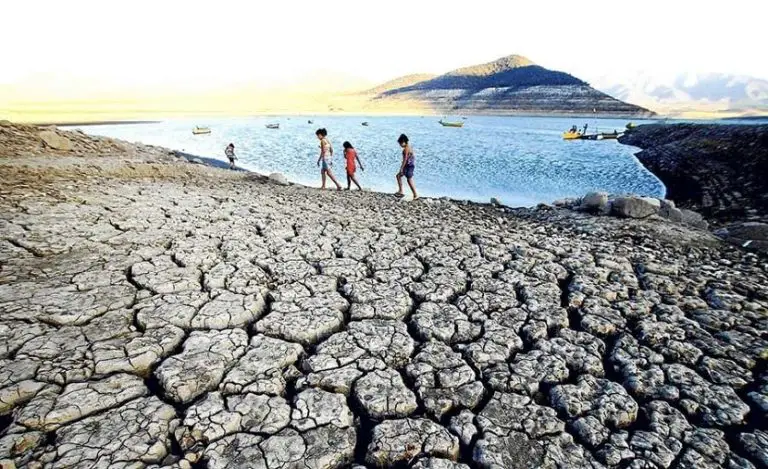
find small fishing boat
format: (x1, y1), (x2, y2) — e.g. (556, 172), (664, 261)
(308, 120), (313, 124)
(562, 131), (582, 140)
(580, 134), (599, 141)
(265, 124), (280, 129)
(192, 126), (211, 135)
(625, 122), (637, 130)
(439, 120), (464, 128)
(361, 122), (369, 127)
(598, 131), (621, 140)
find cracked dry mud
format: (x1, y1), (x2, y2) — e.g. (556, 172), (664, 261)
(1, 125), (767, 469)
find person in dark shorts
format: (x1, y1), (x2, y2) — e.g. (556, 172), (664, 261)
(395, 133), (418, 200)
(225, 143), (237, 169)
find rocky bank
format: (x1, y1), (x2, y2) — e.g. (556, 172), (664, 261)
(620, 123), (768, 252)
(1, 121), (767, 469)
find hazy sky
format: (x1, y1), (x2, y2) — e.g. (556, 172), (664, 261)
(3, 0), (767, 94)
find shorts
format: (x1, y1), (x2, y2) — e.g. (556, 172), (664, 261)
(321, 161), (330, 171)
(402, 164), (415, 178)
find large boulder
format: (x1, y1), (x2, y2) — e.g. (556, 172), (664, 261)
(612, 196), (661, 219)
(680, 209), (708, 229)
(580, 192), (610, 214)
(39, 130), (72, 151)
(715, 222), (768, 252)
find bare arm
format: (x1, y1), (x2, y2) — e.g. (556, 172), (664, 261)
(356, 152), (364, 171)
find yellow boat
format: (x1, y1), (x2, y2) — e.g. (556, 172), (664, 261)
(439, 120), (464, 128)
(562, 131), (582, 140)
(192, 126), (211, 135)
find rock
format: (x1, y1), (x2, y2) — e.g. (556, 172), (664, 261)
(38, 130), (72, 151)
(659, 199), (685, 223)
(255, 291), (346, 345)
(343, 279), (413, 320)
(738, 430), (768, 468)
(580, 192), (610, 214)
(191, 158), (205, 165)
(175, 392), (290, 451)
(490, 197), (502, 206)
(473, 431), (544, 469)
(16, 373), (146, 431)
(612, 196), (661, 219)
(680, 208), (708, 229)
(291, 388), (353, 431)
(220, 334), (303, 395)
(550, 374), (638, 447)
(449, 410), (478, 446)
(352, 368), (418, 419)
(717, 222), (768, 252)
(477, 392), (564, 439)
(406, 341), (485, 419)
(269, 172), (289, 185)
(411, 302), (482, 344)
(366, 418), (460, 466)
(486, 349), (569, 395)
(154, 328), (248, 403)
(302, 320), (414, 395)
(50, 396), (178, 468)
(412, 458), (471, 469)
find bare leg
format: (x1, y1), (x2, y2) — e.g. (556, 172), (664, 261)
(346, 173), (351, 190)
(350, 173), (362, 190)
(396, 173), (404, 195)
(326, 169), (342, 190)
(407, 177), (418, 199)
(321, 170), (327, 189)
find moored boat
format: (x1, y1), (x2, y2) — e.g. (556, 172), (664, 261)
(562, 131), (582, 140)
(361, 122), (369, 126)
(192, 126), (211, 135)
(266, 124), (280, 129)
(439, 120), (464, 127)
(599, 131), (621, 140)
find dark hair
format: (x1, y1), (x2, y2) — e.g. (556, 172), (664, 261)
(315, 128), (327, 137)
(397, 134), (409, 144)
(342, 141), (353, 149)
(227, 143), (234, 147)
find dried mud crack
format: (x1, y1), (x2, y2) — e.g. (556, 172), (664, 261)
(0, 121), (767, 469)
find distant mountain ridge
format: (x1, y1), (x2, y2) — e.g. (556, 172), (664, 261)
(592, 72), (768, 116)
(371, 55), (653, 117)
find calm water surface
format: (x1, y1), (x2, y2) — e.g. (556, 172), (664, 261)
(73, 116), (666, 206)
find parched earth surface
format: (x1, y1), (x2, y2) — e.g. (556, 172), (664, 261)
(1, 122), (767, 468)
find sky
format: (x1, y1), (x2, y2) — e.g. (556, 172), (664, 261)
(2, 0), (767, 97)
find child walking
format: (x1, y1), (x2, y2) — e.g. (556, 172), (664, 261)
(343, 141), (364, 190)
(315, 128), (342, 190)
(225, 143), (237, 169)
(395, 133), (418, 200)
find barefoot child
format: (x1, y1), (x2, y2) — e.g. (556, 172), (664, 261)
(395, 134), (418, 200)
(315, 128), (342, 190)
(225, 143), (237, 169)
(343, 141), (364, 190)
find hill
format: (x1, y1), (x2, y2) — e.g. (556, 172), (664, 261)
(361, 74), (437, 96)
(372, 55), (653, 117)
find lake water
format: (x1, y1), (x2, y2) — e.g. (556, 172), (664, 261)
(71, 116), (666, 207)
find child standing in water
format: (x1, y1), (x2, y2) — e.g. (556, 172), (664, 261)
(315, 128), (342, 190)
(343, 141), (364, 190)
(395, 133), (418, 200)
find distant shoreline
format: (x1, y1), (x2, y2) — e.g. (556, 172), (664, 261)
(42, 120), (161, 127)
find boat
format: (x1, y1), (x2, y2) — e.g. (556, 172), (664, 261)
(308, 120), (313, 124)
(562, 131), (582, 140)
(625, 122), (637, 130)
(580, 134), (599, 141)
(192, 126), (211, 135)
(599, 131), (621, 140)
(439, 120), (464, 128)
(361, 122), (369, 127)
(265, 124), (280, 129)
